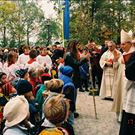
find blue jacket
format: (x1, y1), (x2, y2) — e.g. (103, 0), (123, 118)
(80, 62), (89, 79)
(59, 74), (76, 112)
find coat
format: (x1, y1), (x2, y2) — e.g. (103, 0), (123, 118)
(64, 52), (88, 88)
(123, 46), (135, 114)
(3, 125), (29, 135)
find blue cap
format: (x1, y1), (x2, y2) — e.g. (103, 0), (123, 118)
(60, 66), (74, 77)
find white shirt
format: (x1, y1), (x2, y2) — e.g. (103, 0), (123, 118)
(37, 54), (52, 69)
(17, 53), (30, 68)
(3, 62), (20, 82)
(25, 61), (41, 70)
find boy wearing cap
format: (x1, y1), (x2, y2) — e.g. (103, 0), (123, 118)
(3, 96), (31, 135)
(59, 66), (77, 125)
(16, 79), (40, 126)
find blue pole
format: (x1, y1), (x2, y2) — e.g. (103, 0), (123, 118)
(64, 0), (70, 40)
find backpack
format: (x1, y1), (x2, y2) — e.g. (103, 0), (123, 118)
(39, 127), (69, 135)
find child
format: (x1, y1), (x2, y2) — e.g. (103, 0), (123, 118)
(36, 72), (52, 117)
(3, 96), (32, 135)
(39, 94), (74, 135)
(59, 66), (77, 125)
(16, 79), (40, 127)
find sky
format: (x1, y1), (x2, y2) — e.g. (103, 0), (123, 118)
(37, 0), (57, 19)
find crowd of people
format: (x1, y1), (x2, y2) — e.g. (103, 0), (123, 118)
(0, 29), (135, 135)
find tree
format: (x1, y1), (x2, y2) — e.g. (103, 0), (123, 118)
(70, 0), (135, 44)
(36, 19), (60, 46)
(0, 0), (16, 47)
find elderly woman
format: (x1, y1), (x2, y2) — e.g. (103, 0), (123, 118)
(3, 96), (32, 135)
(119, 30), (135, 135)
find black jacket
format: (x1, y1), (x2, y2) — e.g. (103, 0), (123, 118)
(125, 51), (135, 81)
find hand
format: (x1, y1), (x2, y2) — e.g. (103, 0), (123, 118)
(85, 52), (91, 60)
(106, 61), (113, 66)
(44, 63), (46, 66)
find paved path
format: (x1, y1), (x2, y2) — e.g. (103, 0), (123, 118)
(74, 92), (120, 135)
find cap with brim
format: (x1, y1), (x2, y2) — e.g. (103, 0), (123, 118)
(4, 96), (29, 127)
(60, 66), (73, 77)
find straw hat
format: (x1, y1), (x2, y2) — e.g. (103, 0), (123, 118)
(121, 29), (132, 44)
(3, 96), (29, 127)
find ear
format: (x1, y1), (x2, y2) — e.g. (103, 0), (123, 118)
(42, 91), (49, 98)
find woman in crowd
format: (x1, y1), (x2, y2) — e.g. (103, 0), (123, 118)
(64, 39), (90, 91)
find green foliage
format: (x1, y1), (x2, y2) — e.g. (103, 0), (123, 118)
(36, 19), (60, 46)
(0, 0), (60, 48)
(70, 0), (135, 45)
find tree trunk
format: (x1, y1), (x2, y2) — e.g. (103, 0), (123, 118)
(18, 34), (21, 46)
(3, 26), (7, 47)
(26, 26), (29, 46)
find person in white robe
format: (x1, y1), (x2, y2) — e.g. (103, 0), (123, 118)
(111, 55), (126, 122)
(3, 52), (20, 82)
(119, 30), (135, 135)
(36, 47), (52, 71)
(99, 41), (121, 99)
(25, 49), (41, 71)
(17, 46), (30, 68)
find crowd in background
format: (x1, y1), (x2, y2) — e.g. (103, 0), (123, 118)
(0, 29), (135, 135)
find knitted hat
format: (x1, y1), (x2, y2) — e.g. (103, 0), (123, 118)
(16, 68), (28, 78)
(3, 96), (29, 127)
(44, 94), (69, 125)
(60, 66), (74, 77)
(16, 79), (33, 95)
(121, 29), (132, 44)
(45, 79), (64, 93)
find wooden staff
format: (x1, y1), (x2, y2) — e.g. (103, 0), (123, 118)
(92, 88), (98, 119)
(89, 63), (98, 119)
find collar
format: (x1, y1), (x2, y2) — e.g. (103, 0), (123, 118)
(123, 45), (135, 55)
(24, 52), (29, 55)
(41, 54), (47, 56)
(8, 62), (15, 67)
(41, 118), (56, 128)
(28, 59), (36, 64)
